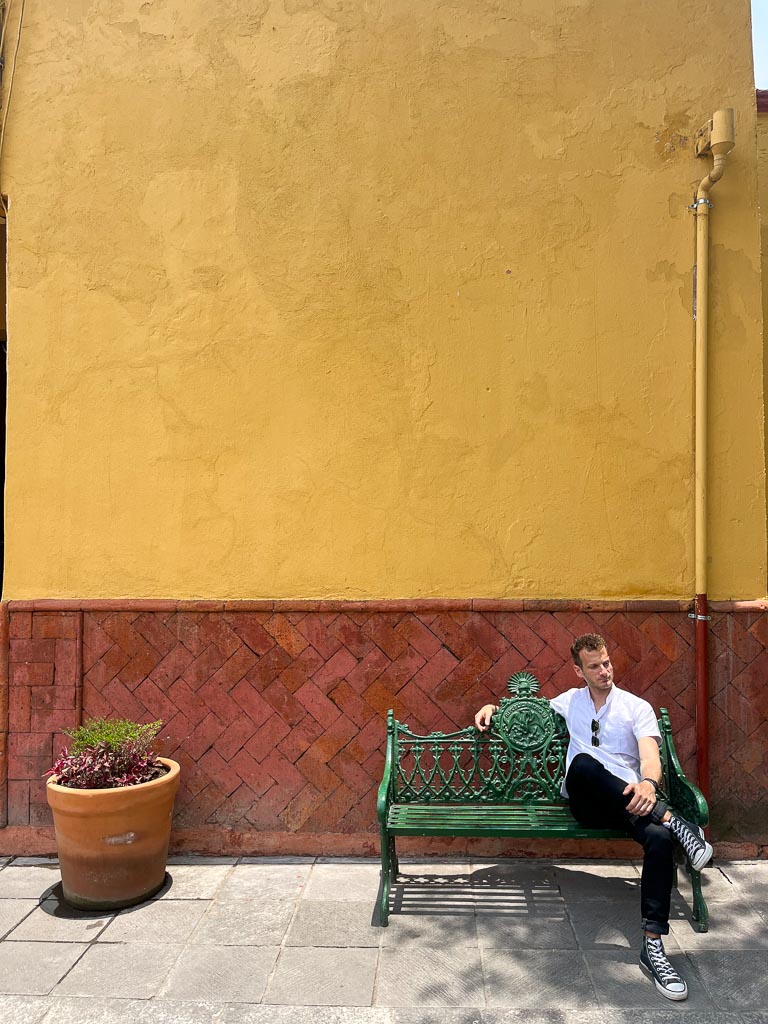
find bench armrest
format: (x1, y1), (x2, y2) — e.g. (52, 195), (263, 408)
(377, 710), (395, 825)
(659, 708), (709, 827)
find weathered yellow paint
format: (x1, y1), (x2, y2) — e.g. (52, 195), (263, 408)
(759, 105), (768, 572)
(1, 0), (765, 600)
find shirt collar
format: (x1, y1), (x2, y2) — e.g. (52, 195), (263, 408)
(583, 682), (616, 714)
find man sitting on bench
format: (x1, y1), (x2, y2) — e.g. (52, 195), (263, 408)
(474, 632), (712, 1002)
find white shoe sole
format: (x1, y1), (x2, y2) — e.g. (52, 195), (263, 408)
(689, 838), (713, 872)
(641, 961), (688, 1001)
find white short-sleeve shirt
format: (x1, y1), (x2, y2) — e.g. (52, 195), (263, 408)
(549, 684), (661, 796)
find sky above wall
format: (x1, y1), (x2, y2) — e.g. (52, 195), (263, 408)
(754, 0), (768, 85)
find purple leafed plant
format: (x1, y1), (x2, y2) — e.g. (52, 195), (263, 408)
(47, 718), (168, 790)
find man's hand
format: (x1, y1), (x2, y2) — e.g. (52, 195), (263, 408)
(475, 704), (498, 731)
(623, 779), (658, 817)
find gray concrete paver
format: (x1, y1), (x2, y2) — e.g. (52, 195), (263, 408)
(721, 862), (768, 903)
(265, 946), (378, 1006)
(674, 864), (741, 902)
(482, 949), (598, 1009)
(7, 899), (113, 942)
(396, 860), (472, 878)
(217, 863), (312, 901)
(475, 910), (577, 949)
(483, 1015), (768, 1024)
(554, 862), (641, 902)
(189, 898), (296, 946)
(0, 864), (63, 899)
(391, 1011), (484, 1024)
(481, 1013), (606, 1024)
(567, 898), (681, 951)
(470, 859), (559, 888)
(161, 945), (279, 1002)
(303, 862), (383, 902)
(389, 882), (476, 917)
(221, 1007), (392, 1024)
(375, 947), (485, 1007)
(667, 895), (706, 931)
(472, 886), (566, 915)
(382, 911), (478, 948)
(286, 899), (381, 946)
(599, 1014), (768, 1024)
(240, 856), (316, 865)
(41, 996), (227, 1024)
(160, 862), (236, 900)
(688, 950), (768, 1010)
(584, 949), (715, 1010)
(98, 897), (210, 944)
(0, 940), (88, 994)
(392, 862), (474, 912)
(0, 995), (53, 1023)
(167, 856), (237, 865)
(669, 898), (768, 949)
(0, 900), (35, 939)
(55, 943), (184, 999)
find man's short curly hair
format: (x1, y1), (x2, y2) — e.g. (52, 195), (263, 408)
(570, 633), (607, 666)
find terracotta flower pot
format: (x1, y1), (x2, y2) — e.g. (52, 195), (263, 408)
(46, 757), (180, 910)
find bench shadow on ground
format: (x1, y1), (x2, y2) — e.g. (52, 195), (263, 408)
(387, 864), (639, 918)
(376, 863), (720, 1008)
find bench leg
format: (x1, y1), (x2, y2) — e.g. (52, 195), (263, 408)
(379, 827), (391, 926)
(688, 864), (709, 933)
(389, 835), (399, 881)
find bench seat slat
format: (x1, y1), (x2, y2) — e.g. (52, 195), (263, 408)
(387, 802), (627, 838)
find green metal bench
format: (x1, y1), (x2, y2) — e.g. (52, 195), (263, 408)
(377, 671), (709, 930)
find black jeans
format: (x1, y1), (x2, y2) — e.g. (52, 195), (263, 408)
(565, 752), (674, 935)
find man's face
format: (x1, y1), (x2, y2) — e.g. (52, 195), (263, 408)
(574, 645), (614, 692)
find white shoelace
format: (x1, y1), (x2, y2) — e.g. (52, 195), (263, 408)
(670, 818), (702, 859)
(646, 939), (682, 985)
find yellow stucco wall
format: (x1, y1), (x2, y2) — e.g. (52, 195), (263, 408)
(1, 0), (765, 600)
(760, 107), (768, 541)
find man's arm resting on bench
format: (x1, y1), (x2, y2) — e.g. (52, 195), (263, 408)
(623, 735), (663, 816)
(474, 703), (498, 732)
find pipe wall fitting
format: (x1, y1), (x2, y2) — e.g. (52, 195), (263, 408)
(709, 108), (735, 154)
(694, 108), (735, 158)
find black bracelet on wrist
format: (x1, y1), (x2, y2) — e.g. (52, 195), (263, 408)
(641, 777), (659, 792)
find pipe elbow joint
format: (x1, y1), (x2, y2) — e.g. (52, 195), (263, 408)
(697, 153), (729, 201)
(708, 152), (728, 185)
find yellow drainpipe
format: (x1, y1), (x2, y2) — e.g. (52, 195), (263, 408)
(692, 108), (735, 802)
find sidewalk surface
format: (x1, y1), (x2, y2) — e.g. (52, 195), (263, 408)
(0, 855), (767, 1023)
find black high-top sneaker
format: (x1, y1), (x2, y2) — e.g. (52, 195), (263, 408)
(665, 814), (713, 871)
(640, 935), (688, 1001)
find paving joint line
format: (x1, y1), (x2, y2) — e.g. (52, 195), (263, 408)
(259, 855), (316, 1006)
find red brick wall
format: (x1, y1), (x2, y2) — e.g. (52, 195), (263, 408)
(1, 600), (765, 856)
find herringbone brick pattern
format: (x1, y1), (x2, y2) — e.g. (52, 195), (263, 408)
(4, 607), (767, 843)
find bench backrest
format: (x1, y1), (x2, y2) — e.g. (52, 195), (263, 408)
(386, 671), (673, 805)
